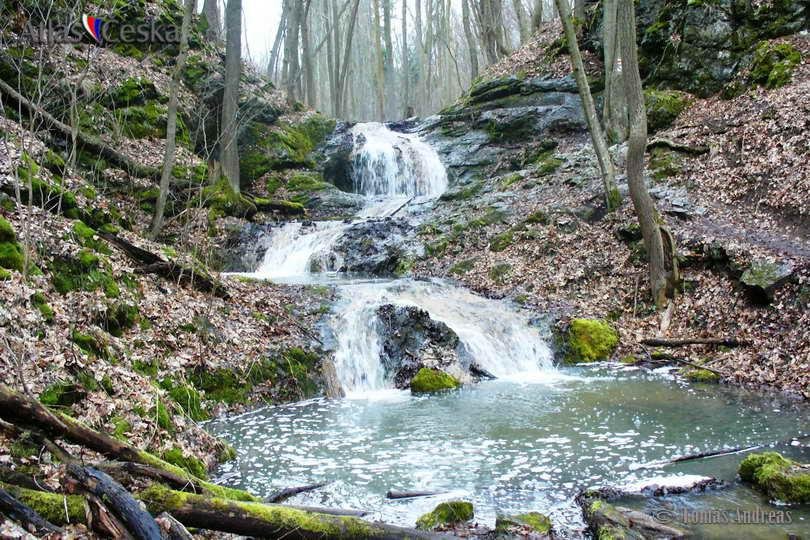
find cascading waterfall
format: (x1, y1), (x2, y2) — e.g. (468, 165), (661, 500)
(247, 122), (554, 393)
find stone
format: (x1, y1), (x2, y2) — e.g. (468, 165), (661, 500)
(740, 260), (794, 304)
(739, 452), (810, 504)
(415, 501), (474, 530)
(564, 319), (619, 363)
(410, 368), (461, 393)
(495, 512), (552, 537)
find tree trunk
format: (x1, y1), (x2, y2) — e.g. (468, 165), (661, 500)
(220, 0), (242, 192)
(553, 0), (619, 210)
(512, 0), (529, 43)
(150, 0), (194, 237)
(402, 0), (410, 116)
(301, 0), (316, 107)
(268, 4), (288, 81)
(574, 0), (585, 19)
(202, 0), (221, 43)
(282, 0), (302, 101)
(618, 0), (678, 306)
(382, 0), (395, 117)
(0, 487), (61, 535)
(601, 0), (627, 143)
(415, 0), (424, 114)
(372, 0), (386, 120)
(462, 0), (479, 80)
(336, 0), (361, 117)
(531, 0), (543, 29)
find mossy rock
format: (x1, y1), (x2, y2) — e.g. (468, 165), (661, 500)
(416, 501), (474, 530)
(40, 381), (85, 408)
(410, 368), (461, 394)
(739, 452), (810, 503)
(105, 77), (161, 108)
(644, 89), (694, 132)
(0, 240), (23, 271)
(489, 263), (512, 284)
(495, 512), (552, 535)
(449, 258), (476, 275)
(71, 220), (110, 254)
(189, 366), (249, 404)
(116, 103), (188, 143)
(51, 250), (120, 298)
(8, 153), (80, 218)
(0, 216), (17, 243)
(649, 147), (684, 180)
(199, 179), (256, 219)
(564, 319), (619, 363)
(681, 367), (720, 383)
(0, 268), (11, 280)
(71, 330), (110, 360)
(750, 41), (801, 89)
(439, 181), (483, 202)
(489, 230), (515, 252)
(162, 446), (208, 480)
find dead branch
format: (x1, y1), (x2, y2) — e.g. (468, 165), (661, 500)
(266, 481), (329, 503)
(640, 337), (750, 347)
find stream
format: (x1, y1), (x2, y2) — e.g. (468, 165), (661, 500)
(212, 123), (810, 537)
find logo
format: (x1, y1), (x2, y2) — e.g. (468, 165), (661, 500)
(82, 15), (104, 44)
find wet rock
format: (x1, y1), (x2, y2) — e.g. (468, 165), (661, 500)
(618, 475), (724, 497)
(563, 319), (619, 364)
(649, 185), (705, 219)
(495, 512), (552, 539)
(680, 367), (721, 383)
(318, 122), (356, 193)
(416, 501), (474, 530)
(376, 304), (461, 388)
(740, 260), (794, 304)
(219, 222), (276, 272)
(331, 218), (421, 275)
(410, 368), (461, 393)
(577, 491), (688, 540)
(739, 452), (810, 504)
(305, 186), (365, 220)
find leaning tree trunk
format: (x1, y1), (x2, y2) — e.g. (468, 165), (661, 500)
(150, 0), (194, 237)
(554, 0), (620, 210)
(618, 0), (679, 306)
(220, 0), (242, 192)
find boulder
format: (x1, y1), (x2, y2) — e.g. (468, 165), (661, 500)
(376, 304), (462, 388)
(495, 512), (552, 538)
(740, 260), (794, 304)
(415, 501), (474, 530)
(410, 368), (461, 394)
(563, 319), (619, 364)
(738, 452), (810, 504)
(331, 218), (420, 275)
(577, 492), (688, 540)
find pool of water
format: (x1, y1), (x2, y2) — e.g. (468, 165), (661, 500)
(207, 364), (810, 537)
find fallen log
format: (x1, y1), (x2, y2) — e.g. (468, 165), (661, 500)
(96, 461), (208, 496)
(386, 490), (445, 500)
(155, 512), (194, 540)
(0, 483), (87, 527)
(640, 337), (749, 348)
(284, 504), (368, 517)
(266, 481), (329, 503)
(99, 233), (229, 299)
(0, 77), (161, 180)
(0, 486), (62, 535)
(0, 384), (256, 503)
(67, 465), (162, 540)
(138, 484), (442, 539)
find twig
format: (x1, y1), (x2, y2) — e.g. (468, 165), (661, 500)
(640, 337), (750, 347)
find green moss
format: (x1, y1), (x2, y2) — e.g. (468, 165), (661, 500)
(162, 446), (208, 480)
(190, 367), (248, 404)
(111, 415), (132, 441)
(564, 319), (619, 363)
(40, 381), (84, 407)
(490, 230), (515, 252)
(495, 512), (552, 534)
(10, 432), (38, 458)
(70, 330), (110, 359)
(681, 367), (720, 383)
(427, 236), (451, 257)
(153, 399), (174, 432)
(160, 378), (209, 421)
(199, 178), (256, 218)
(439, 181), (483, 202)
(133, 358), (159, 378)
(535, 153), (564, 176)
(71, 220), (110, 253)
(1, 483), (86, 526)
(182, 54), (211, 88)
(0, 241), (23, 271)
(739, 452), (810, 503)
(750, 41), (801, 89)
(0, 268), (11, 280)
(644, 89), (694, 132)
(0, 216), (16, 242)
(106, 76), (160, 107)
(97, 302), (140, 337)
(449, 258), (476, 275)
(410, 368), (461, 393)
(416, 501), (474, 530)
(649, 147), (683, 180)
(218, 443), (237, 463)
(287, 171), (330, 193)
(499, 173), (523, 189)
(51, 250), (119, 297)
(489, 263), (512, 284)
(116, 103), (188, 142)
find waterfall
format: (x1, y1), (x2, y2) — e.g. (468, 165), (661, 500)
(245, 121), (554, 393)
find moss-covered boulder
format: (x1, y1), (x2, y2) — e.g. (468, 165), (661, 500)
(495, 512), (552, 536)
(564, 319), (619, 363)
(644, 89), (693, 132)
(410, 368), (461, 393)
(105, 76), (161, 108)
(0, 216), (23, 272)
(30, 292), (54, 323)
(51, 250), (120, 298)
(416, 501), (474, 530)
(96, 302), (140, 337)
(740, 259), (794, 304)
(680, 367), (720, 383)
(739, 452), (810, 504)
(750, 41), (802, 89)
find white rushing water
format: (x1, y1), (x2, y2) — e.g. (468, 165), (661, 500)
(246, 122), (555, 393)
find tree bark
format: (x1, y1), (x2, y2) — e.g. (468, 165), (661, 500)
(553, 0), (619, 210)
(336, 0), (361, 117)
(150, 0), (194, 237)
(618, 0), (678, 306)
(202, 0), (221, 43)
(138, 486), (442, 540)
(220, 0), (242, 192)
(266, 482), (329, 503)
(268, 4), (287, 81)
(382, 0), (395, 117)
(462, 0), (479, 80)
(372, 0), (386, 120)
(512, 0), (529, 43)
(301, 0), (316, 107)
(402, 0), (410, 116)
(531, 0), (543, 29)
(0, 487), (62, 535)
(601, 0), (627, 143)
(67, 465), (162, 540)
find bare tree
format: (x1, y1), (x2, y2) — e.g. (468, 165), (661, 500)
(402, 0), (411, 116)
(301, 0), (316, 106)
(531, 0), (543, 29)
(602, 0), (627, 142)
(372, 0), (386, 119)
(151, 0), (195, 236)
(554, 0), (619, 209)
(618, 0), (679, 306)
(462, 0), (479, 80)
(220, 0), (242, 192)
(202, 0), (222, 43)
(512, 0), (529, 43)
